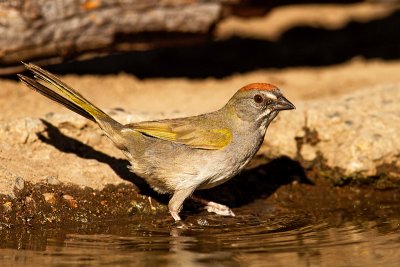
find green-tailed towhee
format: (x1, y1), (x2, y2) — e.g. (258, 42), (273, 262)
(18, 63), (295, 221)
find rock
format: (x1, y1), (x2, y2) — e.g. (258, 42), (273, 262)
(266, 84), (400, 185)
(0, 113), (134, 196)
(0, 0), (234, 74)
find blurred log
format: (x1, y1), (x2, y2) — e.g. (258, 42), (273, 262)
(0, 0), (252, 75)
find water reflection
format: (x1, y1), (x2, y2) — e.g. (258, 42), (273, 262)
(1, 212), (399, 267)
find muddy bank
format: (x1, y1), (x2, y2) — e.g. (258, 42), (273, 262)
(0, 183), (162, 228)
(1, 172), (399, 228)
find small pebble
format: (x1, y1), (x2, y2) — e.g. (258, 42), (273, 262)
(14, 177), (24, 190)
(43, 193), (56, 204)
(63, 195), (78, 208)
(3, 202), (12, 212)
(46, 176), (60, 185)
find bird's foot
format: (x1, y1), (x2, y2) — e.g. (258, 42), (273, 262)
(170, 211), (182, 221)
(191, 196), (235, 217)
(204, 201), (235, 217)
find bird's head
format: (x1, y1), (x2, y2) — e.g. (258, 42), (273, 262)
(226, 83), (295, 127)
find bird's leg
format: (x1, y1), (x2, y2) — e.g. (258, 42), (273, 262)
(191, 196), (235, 217)
(169, 188), (195, 221)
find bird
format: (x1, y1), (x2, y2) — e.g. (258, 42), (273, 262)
(18, 63), (295, 221)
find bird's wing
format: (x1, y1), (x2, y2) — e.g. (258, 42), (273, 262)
(124, 120), (232, 150)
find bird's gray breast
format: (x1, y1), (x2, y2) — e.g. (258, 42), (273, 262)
(197, 127), (266, 189)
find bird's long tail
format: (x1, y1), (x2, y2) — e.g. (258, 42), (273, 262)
(18, 63), (124, 141)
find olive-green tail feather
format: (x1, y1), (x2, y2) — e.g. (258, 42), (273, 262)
(18, 74), (97, 122)
(18, 63), (123, 133)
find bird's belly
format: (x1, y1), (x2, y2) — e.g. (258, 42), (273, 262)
(198, 139), (261, 189)
(197, 152), (254, 190)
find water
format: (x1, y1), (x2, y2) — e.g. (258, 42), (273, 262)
(1, 211), (399, 267)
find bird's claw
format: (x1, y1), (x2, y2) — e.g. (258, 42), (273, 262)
(204, 201), (235, 217)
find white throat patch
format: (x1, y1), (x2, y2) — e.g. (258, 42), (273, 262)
(256, 108), (272, 122)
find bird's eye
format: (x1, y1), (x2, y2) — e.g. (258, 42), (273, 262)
(254, 94), (263, 103)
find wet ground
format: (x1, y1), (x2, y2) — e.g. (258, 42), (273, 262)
(1, 180), (399, 266)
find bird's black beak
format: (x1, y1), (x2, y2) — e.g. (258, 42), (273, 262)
(274, 96), (296, 111)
